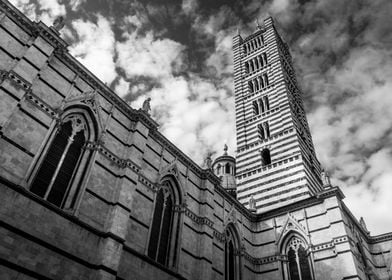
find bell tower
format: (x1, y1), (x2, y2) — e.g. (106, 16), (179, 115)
(233, 17), (323, 213)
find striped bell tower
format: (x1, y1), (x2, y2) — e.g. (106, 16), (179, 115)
(233, 17), (323, 213)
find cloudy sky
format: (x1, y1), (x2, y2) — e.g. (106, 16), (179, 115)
(11, 0), (392, 235)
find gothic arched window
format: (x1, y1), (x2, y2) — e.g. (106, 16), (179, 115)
(225, 224), (241, 280)
(253, 100), (260, 115)
(30, 114), (91, 208)
(263, 73), (269, 86)
(258, 124), (265, 140)
(148, 179), (181, 268)
(285, 236), (313, 280)
(263, 96), (270, 110)
(258, 76), (265, 89)
(248, 81), (254, 93)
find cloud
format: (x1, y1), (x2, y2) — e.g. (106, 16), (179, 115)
(69, 0), (86, 11)
(9, 0), (37, 20)
(116, 17), (185, 79)
(68, 15), (117, 84)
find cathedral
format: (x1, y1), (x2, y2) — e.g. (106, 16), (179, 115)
(0, 0), (391, 279)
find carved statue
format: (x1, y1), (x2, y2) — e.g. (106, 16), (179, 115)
(142, 97), (151, 113)
(52, 16), (65, 31)
(223, 144), (228, 155)
(205, 154), (212, 169)
(249, 195), (256, 212)
(321, 169), (331, 187)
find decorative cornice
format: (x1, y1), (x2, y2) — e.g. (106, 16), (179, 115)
(25, 90), (59, 118)
(213, 230), (226, 243)
(368, 232), (392, 244)
(138, 174), (157, 192)
(312, 236), (349, 253)
(244, 253), (282, 265)
(2, 70), (32, 92)
(185, 207), (214, 229)
(0, 0), (34, 36)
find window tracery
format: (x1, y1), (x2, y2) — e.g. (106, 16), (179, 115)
(30, 114), (90, 208)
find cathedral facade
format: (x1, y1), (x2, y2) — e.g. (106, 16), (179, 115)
(0, 1), (391, 279)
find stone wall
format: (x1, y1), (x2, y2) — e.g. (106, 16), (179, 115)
(0, 1), (391, 280)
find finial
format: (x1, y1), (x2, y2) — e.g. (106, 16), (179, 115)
(52, 16), (65, 32)
(142, 97), (151, 114)
(223, 144), (228, 155)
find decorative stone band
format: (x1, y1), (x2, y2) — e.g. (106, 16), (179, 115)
(139, 175), (158, 192)
(185, 207), (214, 228)
(244, 253), (283, 265)
(1, 70), (31, 91)
(96, 144), (140, 173)
(312, 235), (349, 253)
(213, 230), (226, 243)
(25, 91), (59, 118)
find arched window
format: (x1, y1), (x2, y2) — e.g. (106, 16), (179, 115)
(248, 81), (254, 93)
(262, 53), (268, 65)
(258, 55), (263, 68)
(261, 148), (271, 166)
(225, 224), (241, 280)
(252, 100), (259, 115)
(254, 57), (259, 70)
(30, 114), (91, 208)
(225, 163), (231, 174)
(257, 124), (265, 140)
(258, 76), (264, 89)
(258, 99), (265, 113)
(245, 62), (249, 74)
(263, 96), (269, 110)
(264, 122), (270, 138)
(284, 236), (313, 280)
(254, 79), (259, 91)
(263, 73), (269, 86)
(148, 179), (181, 268)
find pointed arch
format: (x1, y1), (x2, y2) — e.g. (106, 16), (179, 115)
(148, 174), (183, 268)
(280, 231), (314, 280)
(225, 223), (242, 280)
(27, 106), (99, 209)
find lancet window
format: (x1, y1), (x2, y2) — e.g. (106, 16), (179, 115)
(285, 236), (313, 280)
(148, 179), (181, 268)
(29, 114), (92, 208)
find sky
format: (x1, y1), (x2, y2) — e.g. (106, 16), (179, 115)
(10, 0), (392, 235)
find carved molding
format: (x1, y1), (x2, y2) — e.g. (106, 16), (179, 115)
(185, 207), (214, 229)
(25, 91), (58, 118)
(244, 253), (282, 265)
(138, 174), (157, 192)
(1, 70), (32, 92)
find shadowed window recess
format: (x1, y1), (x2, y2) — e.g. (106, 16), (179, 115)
(30, 115), (89, 208)
(148, 179), (182, 268)
(285, 236), (313, 280)
(225, 224), (242, 280)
